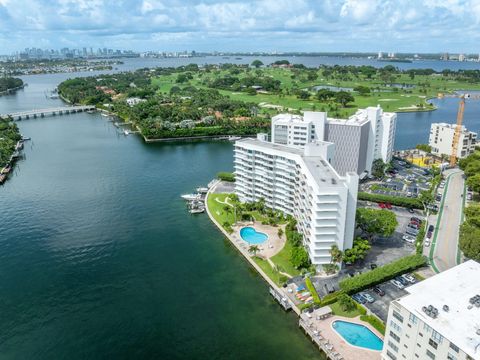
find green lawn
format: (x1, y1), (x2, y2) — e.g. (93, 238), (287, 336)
(329, 301), (362, 318)
(252, 256), (283, 286)
(150, 67), (480, 118)
(270, 238), (301, 276)
(206, 193), (236, 228)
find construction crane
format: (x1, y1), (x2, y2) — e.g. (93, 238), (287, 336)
(450, 94), (467, 167)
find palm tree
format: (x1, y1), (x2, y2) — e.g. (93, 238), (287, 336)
(329, 245), (343, 265)
(248, 245), (259, 256)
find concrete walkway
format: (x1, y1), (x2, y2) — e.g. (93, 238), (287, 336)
(430, 170), (465, 273)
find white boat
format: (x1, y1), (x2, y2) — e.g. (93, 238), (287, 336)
(101, 113), (109, 117)
(181, 193), (201, 201)
(228, 136), (241, 141)
(124, 130), (130, 136)
(190, 208), (205, 214)
(196, 187), (209, 194)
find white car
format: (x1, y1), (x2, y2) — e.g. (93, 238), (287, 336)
(401, 274), (416, 284)
(390, 279), (405, 289)
(424, 239), (431, 247)
(402, 235), (416, 244)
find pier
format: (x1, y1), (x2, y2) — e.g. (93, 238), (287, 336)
(1, 106), (96, 121)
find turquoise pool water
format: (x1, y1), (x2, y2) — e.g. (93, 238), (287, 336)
(240, 227), (268, 244)
(332, 320), (383, 351)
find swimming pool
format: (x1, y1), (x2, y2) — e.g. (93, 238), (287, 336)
(240, 227), (268, 244)
(332, 320), (383, 351)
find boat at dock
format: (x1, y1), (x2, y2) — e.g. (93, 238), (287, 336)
(228, 136), (241, 141)
(123, 130), (130, 136)
(181, 193), (202, 201)
(0, 174), (6, 184)
(189, 207), (205, 214)
(101, 113), (110, 117)
(196, 187), (209, 194)
(21, 136), (31, 141)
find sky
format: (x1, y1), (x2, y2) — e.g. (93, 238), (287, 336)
(1, 0), (480, 54)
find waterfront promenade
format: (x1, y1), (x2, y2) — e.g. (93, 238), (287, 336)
(205, 180), (299, 315)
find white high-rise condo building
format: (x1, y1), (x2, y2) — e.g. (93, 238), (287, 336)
(429, 123), (477, 159)
(382, 260), (480, 360)
(234, 134), (358, 266)
(270, 106), (397, 176)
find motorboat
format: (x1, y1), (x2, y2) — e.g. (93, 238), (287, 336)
(181, 193), (201, 201)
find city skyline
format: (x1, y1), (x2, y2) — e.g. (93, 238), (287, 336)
(1, 0), (480, 54)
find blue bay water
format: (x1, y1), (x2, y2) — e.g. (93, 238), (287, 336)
(0, 56), (476, 358)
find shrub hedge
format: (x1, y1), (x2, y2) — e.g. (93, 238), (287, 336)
(339, 254), (427, 294)
(305, 277), (321, 304)
(217, 172), (235, 182)
(360, 315), (386, 335)
(358, 192), (423, 209)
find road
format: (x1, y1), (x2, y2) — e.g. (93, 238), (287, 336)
(431, 170), (465, 272)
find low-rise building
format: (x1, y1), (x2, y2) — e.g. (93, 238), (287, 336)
(126, 97), (146, 107)
(270, 106), (396, 176)
(429, 123), (477, 159)
(234, 134), (358, 266)
(382, 260), (480, 360)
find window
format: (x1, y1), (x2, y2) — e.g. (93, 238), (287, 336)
(423, 323), (432, 333)
(449, 343), (459, 353)
(388, 341), (399, 353)
(431, 330), (443, 344)
(428, 339), (438, 350)
(409, 313), (418, 324)
(426, 350), (436, 359)
(393, 311), (404, 323)
(390, 331), (401, 343)
(386, 350), (397, 360)
(390, 321), (402, 333)
(447, 353), (457, 360)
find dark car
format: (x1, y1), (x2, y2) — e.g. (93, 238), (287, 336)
(428, 225), (434, 232)
(352, 293), (366, 304)
(411, 217), (422, 223)
(370, 263), (378, 270)
(408, 208), (415, 214)
(427, 231), (433, 239)
(373, 286), (385, 296)
(396, 276), (409, 286)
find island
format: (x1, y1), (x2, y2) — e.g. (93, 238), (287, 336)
(0, 77), (24, 95)
(57, 61), (480, 141)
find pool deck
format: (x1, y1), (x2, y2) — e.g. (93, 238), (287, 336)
(300, 311), (382, 360)
(232, 223), (286, 259)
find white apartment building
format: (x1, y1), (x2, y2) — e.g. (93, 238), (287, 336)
(382, 260), (480, 360)
(270, 106), (396, 176)
(429, 123), (477, 159)
(234, 134), (358, 266)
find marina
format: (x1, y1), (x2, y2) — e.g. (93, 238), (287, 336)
(181, 185), (211, 214)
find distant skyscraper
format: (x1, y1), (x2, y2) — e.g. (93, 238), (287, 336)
(377, 51), (383, 59)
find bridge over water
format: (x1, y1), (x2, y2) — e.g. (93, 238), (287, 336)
(1, 106), (96, 121)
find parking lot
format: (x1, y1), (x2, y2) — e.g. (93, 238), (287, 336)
(361, 158), (434, 198)
(360, 281), (410, 321)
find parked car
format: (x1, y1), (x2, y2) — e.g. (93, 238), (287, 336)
(467, 193), (473, 201)
(352, 293), (366, 304)
(424, 239), (431, 247)
(390, 279), (405, 289)
(385, 203), (392, 209)
(370, 263), (377, 270)
(361, 292), (375, 303)
(378, 202), (386, 209)
(436, 194), (442, 202)
(396, 276), (409, 286)
(401, 273), (416, 284)
(402, 235), (416, 243)
(411, 217), (422, 223)
(406, 227), (419, 236)
(409, 221), (420, 228)
(408, 208), (415, 214)
(427, 231), (433, 239)
(428, 225), (434, 233)
(373, 286), (385, 296)
(406, 192), (413, 197)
